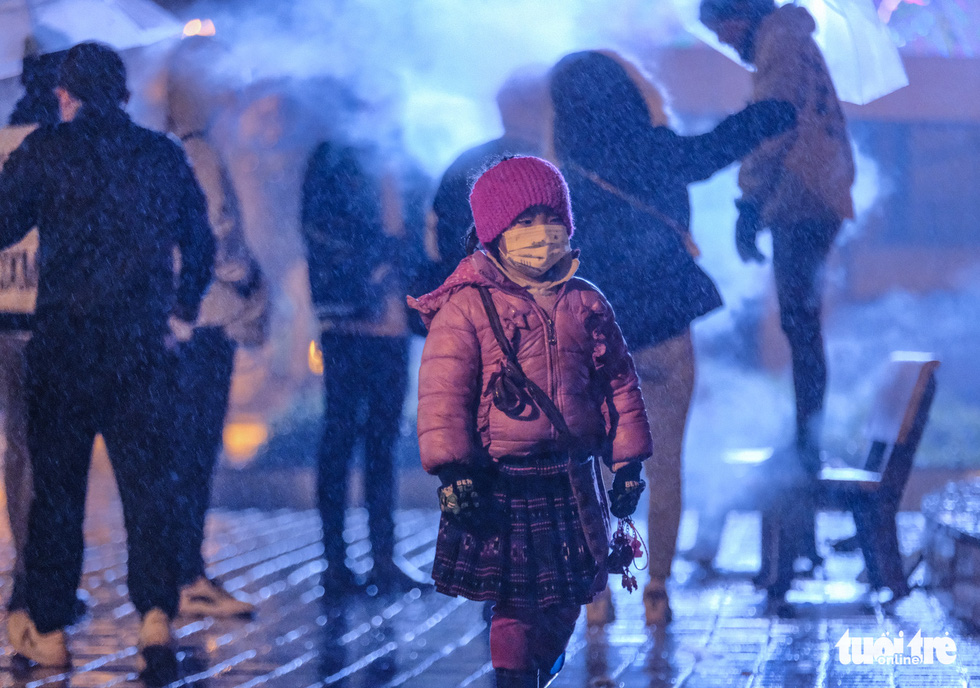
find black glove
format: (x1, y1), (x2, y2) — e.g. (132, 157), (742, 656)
(437, 466), (490, 533)
(608, 463), (646, 519)
(735, 199), (766, 264)
(743, 99), (797, 139)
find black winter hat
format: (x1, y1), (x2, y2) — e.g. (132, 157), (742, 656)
(21, 49), (65, 90)
(9, 48), (66, 126)
(58, 42), (129, 110)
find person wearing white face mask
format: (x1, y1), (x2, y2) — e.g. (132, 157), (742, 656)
(497, 221), (570, 276)
(483, 208), (577, 306)
(410, 156), (652, 688)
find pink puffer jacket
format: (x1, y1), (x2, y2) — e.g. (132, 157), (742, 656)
(409, 251), (653, 475)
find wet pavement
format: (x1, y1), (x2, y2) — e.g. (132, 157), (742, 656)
(1, 468), (979, 688)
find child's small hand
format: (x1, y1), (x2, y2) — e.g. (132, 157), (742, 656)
(437, 467), (494, 535)
(608, 463), (646, 518)
(438, 478), (480, 516)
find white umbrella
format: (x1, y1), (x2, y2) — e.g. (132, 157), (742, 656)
(673, 0), (909, 105)
(0, 0), (182, 80)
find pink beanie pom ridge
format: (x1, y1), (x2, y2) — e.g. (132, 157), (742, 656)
(468, 156), (575, 246)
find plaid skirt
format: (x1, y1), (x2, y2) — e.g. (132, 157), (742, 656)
(431, 453), (599, 610)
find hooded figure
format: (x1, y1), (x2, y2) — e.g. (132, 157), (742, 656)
(424, 66), (551, 294)
(701, 1), (855, 229)
(301, 114), (431, 596)
(701, 0), (856, 612)
(549, 49), (796, 627)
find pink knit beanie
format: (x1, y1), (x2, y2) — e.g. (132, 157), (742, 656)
(469, 156), (575, 245)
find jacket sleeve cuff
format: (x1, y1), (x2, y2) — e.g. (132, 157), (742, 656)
(610, 455), (648, 473)
(435, 464), (471, 487)
(613, 462), (643, 480)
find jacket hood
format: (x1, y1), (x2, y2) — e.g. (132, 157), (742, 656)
(408, 252), (522, 329)
(594, 50), (670, 128)
(767, 4), (817, 38)
(551, 51), (653, 161)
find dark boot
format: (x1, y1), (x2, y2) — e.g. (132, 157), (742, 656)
(370, 560), (429, 595)
(495, 668), (537, 688)
(538, 651), (565, 687)
(320, 563), (362, 597)
(764, 587), (795, 619)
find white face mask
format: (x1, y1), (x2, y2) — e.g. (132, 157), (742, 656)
(499, 224), (571, 278)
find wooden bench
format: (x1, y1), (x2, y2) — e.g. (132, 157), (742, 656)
(758, 352), (940, 600)
(815, 352), (940, 596)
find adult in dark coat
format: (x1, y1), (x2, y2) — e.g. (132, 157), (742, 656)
(701, 0), (856, 612)
(302, 138), (429, 595)
(550, 50), (795, 626)
(0, 42), (214, 669)
(424, 67), (549, 292)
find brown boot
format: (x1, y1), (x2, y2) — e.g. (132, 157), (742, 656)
(8, 611), (70, 668)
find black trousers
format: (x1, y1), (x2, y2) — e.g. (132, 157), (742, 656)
(760, 484), (811, 597)
(317, 333), (408, 571)
(24, 326), (179, 632)
(172, 328), (236, 586)
(771, 219), (838, 568)
(771, 220), (837, 455)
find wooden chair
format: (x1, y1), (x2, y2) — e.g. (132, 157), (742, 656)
(815, 351), (940, 595)
(758, 352), (939, 600)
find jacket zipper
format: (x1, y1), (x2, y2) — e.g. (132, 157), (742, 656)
(517, 289), (566, 442)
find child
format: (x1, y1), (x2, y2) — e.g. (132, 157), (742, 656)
(409, 156), (653, 688)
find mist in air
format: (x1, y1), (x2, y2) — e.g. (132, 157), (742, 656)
(38, 0), (966, 512)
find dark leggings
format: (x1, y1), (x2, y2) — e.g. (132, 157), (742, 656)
(771, 221), (837, 454)
(770, 220), (838, 568)
(172, 328), (236, 586)
(317, 333), (408, 569)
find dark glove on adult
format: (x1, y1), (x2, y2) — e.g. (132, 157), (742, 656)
(437, 466), (488, 533)
(735, 199), (766, 264)
(608, 462), (646, 519)
(743, 99), (797, 139)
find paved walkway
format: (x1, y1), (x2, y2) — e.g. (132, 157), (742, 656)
(1, 484), (979, 688)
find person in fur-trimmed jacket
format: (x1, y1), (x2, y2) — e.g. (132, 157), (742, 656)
(700, 0), (855, 606)
(409, 156), (652, 688)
